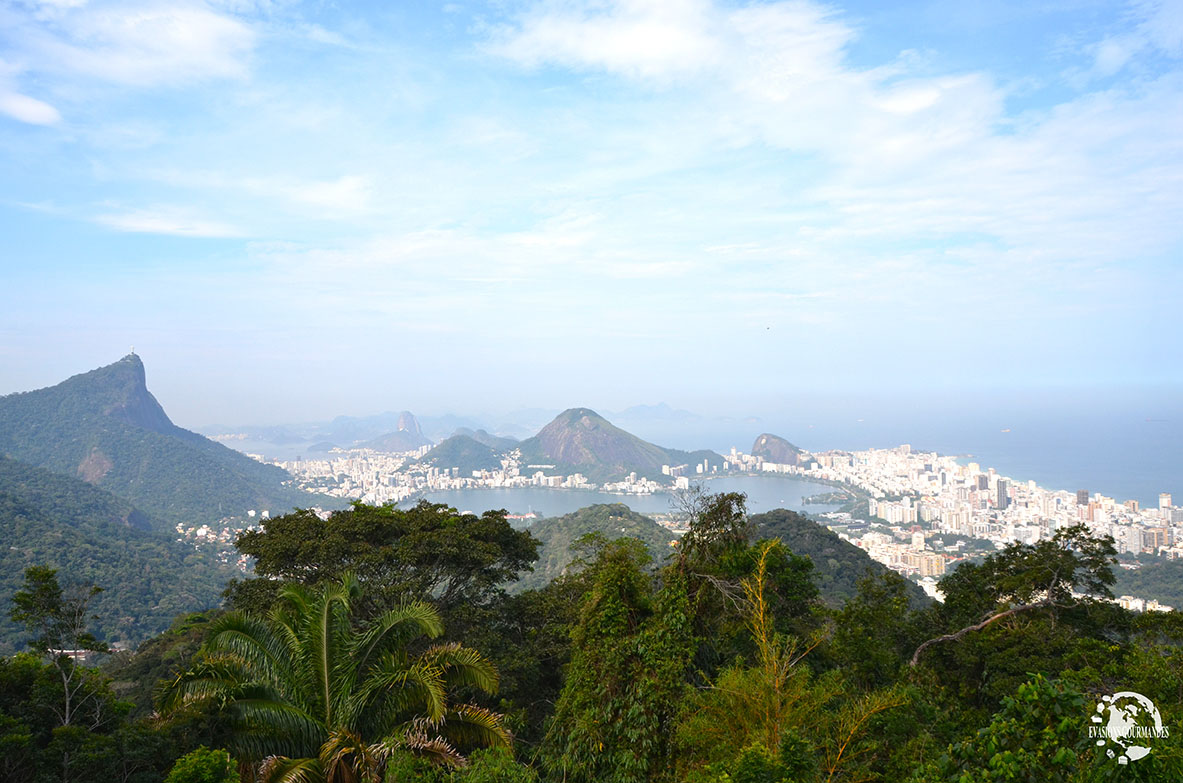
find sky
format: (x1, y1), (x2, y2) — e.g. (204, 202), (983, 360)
(1, 0), (1181, 430)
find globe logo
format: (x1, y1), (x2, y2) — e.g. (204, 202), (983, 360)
(1089, 691), (1170, 765)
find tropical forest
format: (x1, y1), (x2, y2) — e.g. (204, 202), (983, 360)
(2, 492), (1181, 783)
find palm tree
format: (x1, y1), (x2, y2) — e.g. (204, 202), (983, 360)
(160, 574), (509, 782)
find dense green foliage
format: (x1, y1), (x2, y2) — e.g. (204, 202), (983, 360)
(513, 504), (676, 591)
(162, 576), (509, 779)
(1113, 559), (1183, 609)
(751, 508), (930, 607)
(0, 354), (318, 526)
(104, 611), (221, 716)
(230, 501), (539, 613)
(4, 488), (1183, 783)
(163, 747), (239, 783)
(0, 458), (238, 653)
(542, 540), (694, 783)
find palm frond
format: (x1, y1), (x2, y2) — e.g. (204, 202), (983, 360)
(359, 655), (447, 724)
(320, 728), (382, 783)
(419, 642), (500, 695)
(352, 601), (443, 671)
(373, 730), (465, 769)
(437, 704), (512, 750)
(229, 695), (325, 756)
(204, 613), (300, 692)
(157, 652), (253, 714)
(259, 755), (324, 783)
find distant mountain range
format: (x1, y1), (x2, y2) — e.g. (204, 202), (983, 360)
(218, 402), (803, 485)
(517, 407), (724, 483)
(452, 427), (519, 451)
(0, 354), (321, 527)
(359, 411), (432, 452)
(202, 401), (773, 460)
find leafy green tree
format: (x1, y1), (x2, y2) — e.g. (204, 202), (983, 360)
(10, 566), (110, 727)
(103, 611), (220, 718)
(0, 652), (140, 783)
(912, 525), (1117, 668)
(674, 488), (751, 572)
(675, 542), (905, 783)
(541, 539), (694, 783)
(383, 747), (538, 783)
(161, 575), (509, 782)
(830, 571), (917, 689)
(230, 502), (539, 615)
(163, 747), (239, 783)
(6, 566), (124, 783)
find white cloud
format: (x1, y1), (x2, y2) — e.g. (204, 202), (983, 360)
(95, 205), (242, 236)
(486, 0), (723, 81)
(1087, 0), (1183, 78)
(141, 169), (375, 217)
(484, 0), (1183, 273)
(8, 1), (256, 87)
(0, 90), (61, 124)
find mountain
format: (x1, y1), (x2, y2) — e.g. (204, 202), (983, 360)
(509, 503), (929, 609)
(751, 433), (805, 465)
(751, 509), (929, 607)
(360, 411), (432, 452)
(513, 503), (677, 591)
(0, 456), (237, 654)
(452, 427), (518, 451)
(517, 407), (723, 482)
(1112, 560), (1183, 609)
(417, 435), (503, 474)
(0, 354), (317, 526)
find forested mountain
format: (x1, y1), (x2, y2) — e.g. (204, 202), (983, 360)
(417, 434), (503, 474)
(0, 456), (236, 653)
(451, 427), (519, 451)
(1113, 559), (1183, 608)
(513, 503), (677, 591)
(511, 503), (929, 607)
(752, 508), (930, 607)
(517, 407), (723, 482)
(751, 432), (806, 465)
(0, 354), (314, 526)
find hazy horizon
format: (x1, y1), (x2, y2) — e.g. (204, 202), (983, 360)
(2, 0), (1181, 453)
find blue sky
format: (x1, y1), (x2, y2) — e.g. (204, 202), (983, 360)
(1, 0), (1181, 427)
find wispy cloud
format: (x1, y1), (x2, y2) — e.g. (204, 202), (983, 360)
(95, 205), (243, 237)
(3, 1), (256, 88)
(485, 0), (1183, 270)
(1086, 0), (1183, 78)
(0, 0), (1180, 415)
(0, 89), (61, 125)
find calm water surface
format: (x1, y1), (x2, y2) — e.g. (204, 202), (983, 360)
(401, 474), (843, 520)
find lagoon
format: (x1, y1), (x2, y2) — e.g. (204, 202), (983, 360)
(399, 474), (845, 520)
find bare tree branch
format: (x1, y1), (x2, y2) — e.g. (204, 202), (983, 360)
(909, 600), (1050, 667)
